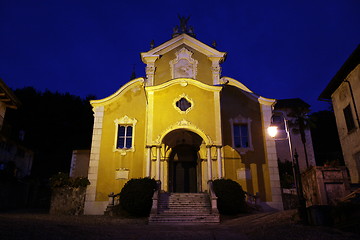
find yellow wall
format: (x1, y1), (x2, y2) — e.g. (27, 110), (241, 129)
(92, 45), (273, 202)
(148, 82), (220, 144)
(94, 81), (147, 201)
(92, 80), (273, 202)
(220, 85), (272, 201)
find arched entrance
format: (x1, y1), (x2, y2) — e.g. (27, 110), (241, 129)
(163, 129), (203, 193)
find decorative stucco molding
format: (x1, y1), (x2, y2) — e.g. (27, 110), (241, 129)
(173, 93), (194, 114)
(209, 57), (222, 85)
(170, 47), (198, 79)
(154, 119), (212, 146)
(146, 78), (222, 92)
(143, 55), (159, 86)
(113, 115), (138, 155)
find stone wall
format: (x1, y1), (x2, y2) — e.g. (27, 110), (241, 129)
(302, 166), (350, 207)
(50, 187), (87, 215)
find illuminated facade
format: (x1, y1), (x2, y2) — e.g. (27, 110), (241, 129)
(84, 30), (283, 214)
(319, 45), (360, 183)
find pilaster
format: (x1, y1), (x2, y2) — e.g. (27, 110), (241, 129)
(84, 106), (106, 214)
(259, 98), (284, 210)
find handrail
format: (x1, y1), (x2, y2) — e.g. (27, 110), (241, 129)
(207, 180), (219, 214)
(108, 192), (120, 206)
(150, 180), (161, 215)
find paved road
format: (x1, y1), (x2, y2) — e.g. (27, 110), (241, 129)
(0, 210), (358, 240)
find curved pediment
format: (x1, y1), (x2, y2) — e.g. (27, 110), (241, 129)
(90, 77), (145, 107)
(146, 78), (222, 93)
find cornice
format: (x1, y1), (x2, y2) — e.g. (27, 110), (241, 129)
(90, 77), (145, 106)
(145, 78), (222, 93)
(141, 34), (226, 64)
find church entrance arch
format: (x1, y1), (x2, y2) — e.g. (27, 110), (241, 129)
(163, 129), (203, 193)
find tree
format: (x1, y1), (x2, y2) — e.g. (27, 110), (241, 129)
(6, 87), (94, 178)
(309, 110), (344, 166)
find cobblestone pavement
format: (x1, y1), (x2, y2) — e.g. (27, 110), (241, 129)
(0, 210), (358, 240)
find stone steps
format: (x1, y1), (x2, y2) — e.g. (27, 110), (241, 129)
(148, 193), (220, 224)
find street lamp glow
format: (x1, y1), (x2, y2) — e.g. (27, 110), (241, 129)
(267, 126), (278, 138)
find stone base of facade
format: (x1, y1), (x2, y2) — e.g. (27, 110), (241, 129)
(84, 201), (108, 215)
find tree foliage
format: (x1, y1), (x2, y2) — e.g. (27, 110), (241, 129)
(50, 172), (90, 188)
(6, 87), (94, 178)
(309, 110), (344, 166)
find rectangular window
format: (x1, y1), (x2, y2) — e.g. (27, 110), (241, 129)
(117, 125), (133, 149)
(343, 104), (356, 132)
(233, 124), (249, 148)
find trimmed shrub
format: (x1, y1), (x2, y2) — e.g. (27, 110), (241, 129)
(213, 178), (247, 215)
(50, 172), (90, 189)
(120, 177), (157, 217)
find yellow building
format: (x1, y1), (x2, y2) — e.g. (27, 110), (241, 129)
(84, 26), (283, 215)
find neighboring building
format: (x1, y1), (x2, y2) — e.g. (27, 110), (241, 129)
(84, 23), (284, 214)
(319, 45), (360, 184)
(70, 150), (90, 178)
(273, 98), (316, 172)
(0, 78), (33, 178)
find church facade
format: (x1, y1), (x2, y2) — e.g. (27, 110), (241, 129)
(84, 30), (283, 214)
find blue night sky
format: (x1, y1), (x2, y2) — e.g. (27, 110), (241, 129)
(1, 0), (359, 112)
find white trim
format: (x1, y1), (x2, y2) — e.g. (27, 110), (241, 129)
(170, 47), (198, 79)
(220, 77), (253, 93)
(113, 115), (137, 155)
(84, 106), (104, 215)
(220, 77), (277, 104)
(155, 119), (213, 146)
(173, 93), (194, 114)
(146, 78), (222, 92)
(230, 115), (253, 154)
(141, 34), (226, 61)
(260, 103), (283, 210)
(90, 78), (145, 106)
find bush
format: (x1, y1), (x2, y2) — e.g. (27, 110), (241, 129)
(120, 177), (157, 217)
(50, 172), (90, 188)
(213, 179), (247, 215)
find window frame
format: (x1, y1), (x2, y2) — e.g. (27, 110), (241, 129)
(230, 115), (253, 153)
(233, 123), (249, 149)
(116, 125), (133, 149)
(173, 93), (194, 114)
(114, 116), (137, 154)
(343, 104), (356, 132)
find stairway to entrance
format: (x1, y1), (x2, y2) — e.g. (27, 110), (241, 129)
(148, 193), (220, 224)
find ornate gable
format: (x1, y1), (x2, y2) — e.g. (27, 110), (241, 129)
(170, 47), (198, 79)
(141, 34), (226, 86)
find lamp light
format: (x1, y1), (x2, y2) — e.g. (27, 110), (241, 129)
(267, 125), (278, 138)
(267, 112), (308, 224)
